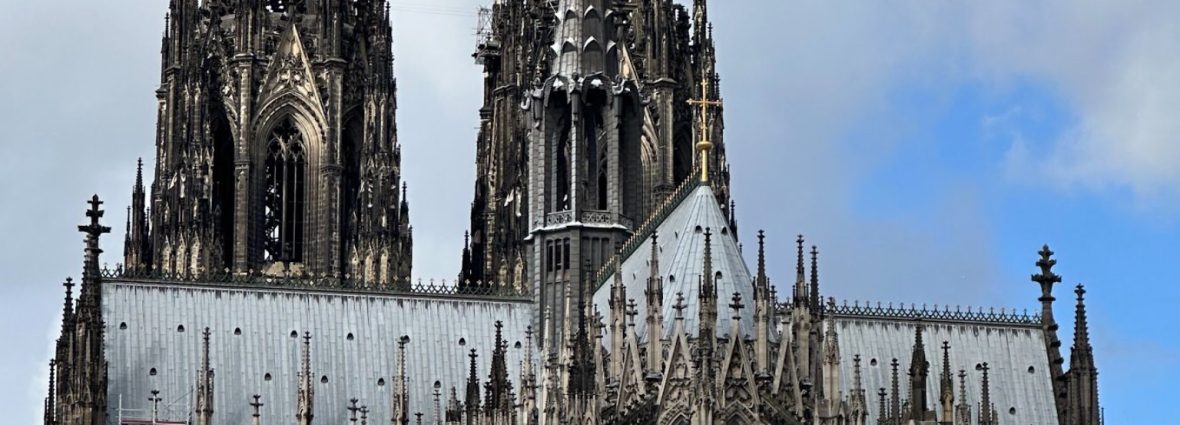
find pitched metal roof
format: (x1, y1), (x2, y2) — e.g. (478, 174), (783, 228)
(592, 185), (754, 340)
(832, 316), (1058, 425)
(102, 280), (534, 425)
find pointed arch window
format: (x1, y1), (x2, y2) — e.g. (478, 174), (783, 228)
(264, 117), (306, 262)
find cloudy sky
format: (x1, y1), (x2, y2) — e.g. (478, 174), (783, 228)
(1, 0), (1177, 423)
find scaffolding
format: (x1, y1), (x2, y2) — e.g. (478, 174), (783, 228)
(473, 6), (499, 65)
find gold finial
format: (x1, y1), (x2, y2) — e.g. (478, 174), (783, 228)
(687, 75), (722, 183)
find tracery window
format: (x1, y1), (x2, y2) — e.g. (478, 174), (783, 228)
(264, 118), (306, 262)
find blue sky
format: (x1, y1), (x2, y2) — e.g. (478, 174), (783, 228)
(1, 0), (1177, 423)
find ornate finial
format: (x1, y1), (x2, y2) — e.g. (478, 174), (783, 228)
(673, 292), (687, 318)
(81, 195), (110, 236)
(149, 389), (163, 422)
(687, 73), (722, 183)
(729, 292), (744, 320)
(250, 395), (263, 418)
(1032, 245), (1062, 301)
(347, 398), (360, 422)
(625, 300), (639, 326)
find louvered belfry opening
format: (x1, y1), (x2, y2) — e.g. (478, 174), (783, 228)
(264, 117), (306, 263)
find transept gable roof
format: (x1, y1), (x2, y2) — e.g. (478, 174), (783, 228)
(592, 185), (754, 341)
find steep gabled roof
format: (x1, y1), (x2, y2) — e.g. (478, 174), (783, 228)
(592, 185), (753, 340)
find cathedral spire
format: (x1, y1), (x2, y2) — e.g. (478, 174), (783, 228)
(692, 0), (710, 44)
(609, 249), (626, 378)
(906, 322), (929, 421)
(699, 228), (717, 342)
(645, 234), (664, 374)
(810, 245), (820, 314)
(978, 362), (996, 425)
(1068, 284), (1101, 425)
(889, 358), (900, 424)
(59, 278), (74, 336)
(250, 395), (264, 425)
(794, 235), (806, 306)
(1072, 285), (1093, 360)
(753, 231), (771, 377)
(465, 348), (480, 421)
(296, 332), (314, 425)
(820, 311), (841, 403)
(44, 359), (57, 425)
(955, 370), (971, 424)
(939, 341), (954, 421)
(486, 321), (514, 415)
(1032, 245), (1068, 420)
(78, 195), (110, 317)
(755, 230), (768, 293)
(392, 335), (410, 424)
(849, 355), (867, 425)
(53, 196), (111, 425)
(195, 328), (214, 425)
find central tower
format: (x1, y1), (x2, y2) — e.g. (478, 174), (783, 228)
(125, 0), (412, 286)
(463, 0), (733, 344)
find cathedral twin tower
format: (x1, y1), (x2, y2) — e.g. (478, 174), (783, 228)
(126, 0), (412, 283)
(126, 0), (732, 298)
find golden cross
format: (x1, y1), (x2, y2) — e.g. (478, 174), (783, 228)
(687, 75), (722, 183)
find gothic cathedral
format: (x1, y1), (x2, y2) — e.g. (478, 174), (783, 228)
(40, 1), (1102, 425)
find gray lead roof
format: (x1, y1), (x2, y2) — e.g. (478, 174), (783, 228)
(592, 185), (755, 341)
(103, 280), (534, 425)
(833, 317), (1058, 425)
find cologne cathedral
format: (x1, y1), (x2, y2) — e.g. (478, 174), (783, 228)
(42, 1), (1102, 425)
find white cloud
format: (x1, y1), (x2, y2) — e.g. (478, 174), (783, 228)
(967, 0), (1180, 199)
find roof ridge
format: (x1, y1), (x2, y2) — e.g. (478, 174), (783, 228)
(822, 300), (1042, 327)
(592, 174), (704, 291)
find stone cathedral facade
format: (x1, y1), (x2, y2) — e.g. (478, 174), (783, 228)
(41, 1), (1102, 425)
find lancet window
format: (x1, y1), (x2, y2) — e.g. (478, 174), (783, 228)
(263, 117), (306, 262)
